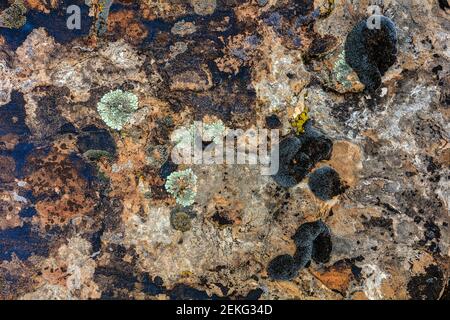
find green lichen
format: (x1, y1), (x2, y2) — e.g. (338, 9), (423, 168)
(97, 89), (139, 130)
(333, 50), (354, 89)
(165, 169), (197, 207)
(291, 106), (310, 134)
(0, 0), (27, 29)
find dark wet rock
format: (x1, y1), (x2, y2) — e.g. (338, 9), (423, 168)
(160, 159), (178, 179)
(268, 221), (332, 280)
(0, 223), (49, 261)
(0, 0), (92, 50)
(345, 16), (398, 92)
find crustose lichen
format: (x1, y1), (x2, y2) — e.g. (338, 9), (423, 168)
(165, 169), (198, 207)
(97, 89), (139, 130)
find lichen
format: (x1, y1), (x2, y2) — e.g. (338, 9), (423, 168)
(165, 169), (198, 207)
(308, 166), (345, 201)
(345, 16), (398, 92)
(333, 50), (354, 89)
(97, 89), (139, 130)
(272, 122), (333, 188)
(203, 120), (226, 144)
(0, 0), (27, 29)
(290, 107), (310, 134)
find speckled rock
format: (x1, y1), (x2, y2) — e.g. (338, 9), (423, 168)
(0, 0), (448, 301)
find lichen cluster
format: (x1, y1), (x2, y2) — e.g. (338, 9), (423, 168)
(290, 107), (310, 134)
(268, 221), (332, 280)
(345, 16), (398, 92)
(203, 120), (226, 144)
(97, 89), (139, 130)
(273, 122), (333, 188)
(165, 169), (198, 207)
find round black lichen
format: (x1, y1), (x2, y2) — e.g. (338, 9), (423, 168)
(293, 220), (332, 266)
(299, 122), (333, 164)
(267, 254), (299, 280)
(293, 245), (313, 269)
(345, 16), (398, 92)
(265, 114), (282, 129)
(308, 166), (345, 201)
(292, 220), (328, 247)
(311, 231), (332, 263)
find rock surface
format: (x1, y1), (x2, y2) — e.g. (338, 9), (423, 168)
(0, 0), (448, 300)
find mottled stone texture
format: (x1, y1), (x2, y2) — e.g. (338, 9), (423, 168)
(0, 0), (449, 300)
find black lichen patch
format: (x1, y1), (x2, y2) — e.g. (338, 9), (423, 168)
(345, 16), (398, 92)
(0, 223), (49, 261)
(267, 254), (299, 281)
(311, 231), (332, 264)
(211, 211), (234, 226)
(293, 221), (332, 265)
(407, 265), (444, 300)
(308, 166), (345, 201)
(273, 122), (333, 188)
(300, 122), (333, 164)
(268, 221), (332, 280)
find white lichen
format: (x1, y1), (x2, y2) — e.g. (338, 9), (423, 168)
(165, 169), (198, 207)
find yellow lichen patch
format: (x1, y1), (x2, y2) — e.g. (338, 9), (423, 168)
(290, 106), (310, 134)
